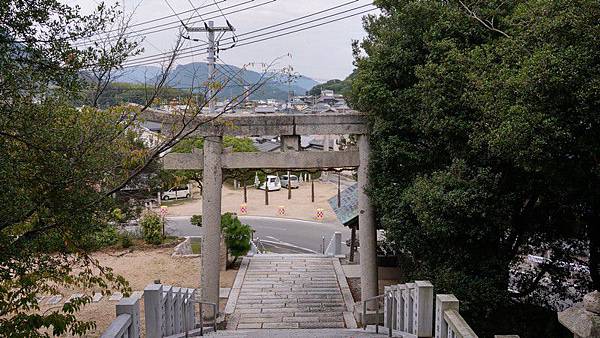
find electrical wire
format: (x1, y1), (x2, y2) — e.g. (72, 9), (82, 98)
(121, 2), (372, 67)
(163, 0), (184, 24)
(98, 0), (225, 36)
(120, 4), (375, 68)
(187, 0), (208, 23)
(75, 0), (259, 47)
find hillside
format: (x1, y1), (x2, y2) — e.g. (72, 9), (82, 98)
(113, 63), (319, 101)
(308, 70), (355, 97)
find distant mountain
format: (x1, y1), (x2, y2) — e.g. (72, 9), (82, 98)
(114, 63), (319, 101)
(114, 66), (162, 84)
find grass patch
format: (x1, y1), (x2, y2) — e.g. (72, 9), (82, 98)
(190, 241), (201, 254)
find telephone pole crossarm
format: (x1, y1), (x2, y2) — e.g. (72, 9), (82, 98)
(185, 20), (235, 115)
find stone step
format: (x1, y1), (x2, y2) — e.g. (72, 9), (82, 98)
(204, 328), (397, 337)
(230, 255), (353, 331)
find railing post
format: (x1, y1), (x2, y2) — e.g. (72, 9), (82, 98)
(116, 297), (141, 338)
(384, 286), (392, 330)
(172, 286), (182, 333)
(396, 284), (405, 331)
(414, 281), (434, 337)
(163, 285), (174, 336)
(334, 231), (342, 255)
(144, 283), (164, 338)
(403, 283), (415, 333)
(187, 289), (197, 331)
(391, 285), (398, 330)
(435, 294), (459, 338)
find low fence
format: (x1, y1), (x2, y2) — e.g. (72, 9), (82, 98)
(101, 297), (141, 338)
(368, 281), (480, 338)
(101, 284), (199, 338)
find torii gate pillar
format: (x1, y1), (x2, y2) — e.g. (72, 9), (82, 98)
(358, 134), (378, 306)
(201, 135), (223, 312)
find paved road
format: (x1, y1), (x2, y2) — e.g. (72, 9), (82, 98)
(165, 216), (351, 254)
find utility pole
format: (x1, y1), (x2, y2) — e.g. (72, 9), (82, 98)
(186, 20), (235, 114)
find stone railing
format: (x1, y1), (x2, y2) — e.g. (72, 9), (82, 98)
(380, 281), (479, 338)
(101, 297), (141, 338)
(101, 283), (197, 338)
(144, 284), (196, 338)
(435, 294), (477, 338)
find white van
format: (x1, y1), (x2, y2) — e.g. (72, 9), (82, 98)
(161, 186), (191, 200)
(281, 174), (299, 189)
(259, 175), (281, 191)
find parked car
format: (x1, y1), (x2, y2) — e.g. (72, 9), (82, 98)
(258, 175), (281, 191)
(161, 186), (191, 200)
(281, 174), (299, 189)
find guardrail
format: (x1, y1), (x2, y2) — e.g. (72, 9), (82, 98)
(363, 280), (486, 338)
(436, 294), (478, 338)
(362, 294), (387, 334)
(102, 283), (205, 338)
(100, 295), (141, 338)
(197, 301), (218, 336)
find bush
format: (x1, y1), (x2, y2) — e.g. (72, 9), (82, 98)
(140, 212), (163, 245)
(190, 215), (202, 227)
(90, 225), (119, 249)
(221, 213), (252, 262)
(120, 232), (133, 248)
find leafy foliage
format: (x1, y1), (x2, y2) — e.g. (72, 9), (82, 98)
(221, 213), (253, 262)
(308, 70), (355, 97)
(0, 1), (148, 335)
(162, 136), (258, 192)
(191, 215), (203, 227)
(351, 0), (599, 336)
(140, 212), (163, 245)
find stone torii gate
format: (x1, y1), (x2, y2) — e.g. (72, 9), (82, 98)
(159, 112), (378, 311)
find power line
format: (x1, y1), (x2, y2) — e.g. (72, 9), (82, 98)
(80, 0), (225, 40)
(121, 1), (371, 67)
(121, 3), (375, 68)
(125, 0), (360, 63)
(76, 0), (259, 47)
(187, 0), (208, 23)
(163, 0), (184, 24)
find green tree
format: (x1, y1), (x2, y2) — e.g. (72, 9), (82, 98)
(164, 136), (258, 194)
(0, 1), (276, 335)
(221, 213), (252, 266)
(351, 0), (599, 336)
(308, 70), (355, 97)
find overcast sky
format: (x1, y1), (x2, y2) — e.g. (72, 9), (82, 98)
(65, 0), (375, 81)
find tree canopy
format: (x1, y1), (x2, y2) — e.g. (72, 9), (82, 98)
(308, 70), (355, 97)
(351, 0), (599, 336)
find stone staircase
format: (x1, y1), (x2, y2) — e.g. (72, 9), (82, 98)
(203, 327), (394, 337)
(225, 254), (356, 330)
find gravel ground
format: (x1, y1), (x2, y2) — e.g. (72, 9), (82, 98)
(162, 181), (344, 223)
(37, 245), (237, 337)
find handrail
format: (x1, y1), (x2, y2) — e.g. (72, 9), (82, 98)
(361, 293), (389, 335)
(101, 314), (132, 338)
(196, 300), (218, 336)
(444, 309), (478, 338)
